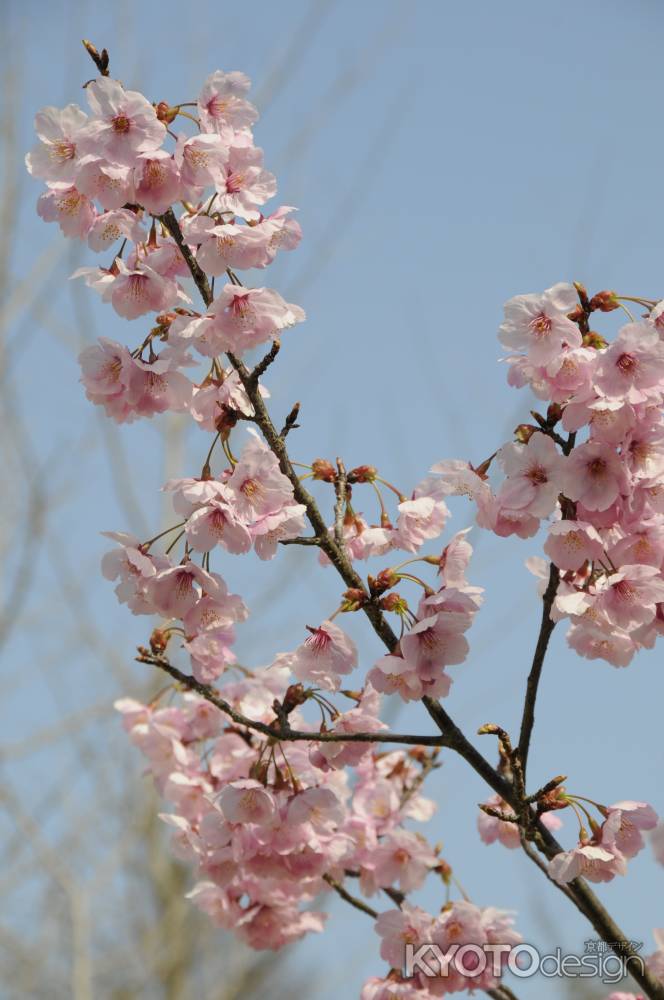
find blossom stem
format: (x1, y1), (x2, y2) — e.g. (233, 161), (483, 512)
(375, 476), (407, 503)
(142, 521), (186, 549)
(164, 529), (185, 556)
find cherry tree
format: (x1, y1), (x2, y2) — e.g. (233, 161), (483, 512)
(25, 40), (664, 1000)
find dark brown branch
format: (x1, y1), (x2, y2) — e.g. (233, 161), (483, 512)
(322, 874), (378, 919)
(250, 338), (281, 382)
(517, 561), (559, 778)
(279, 535), (321, 546)
(139, 654), (450, 748)
(280, 401), (300, 438)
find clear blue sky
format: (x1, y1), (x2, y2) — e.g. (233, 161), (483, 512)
(4, 0), (664, 996)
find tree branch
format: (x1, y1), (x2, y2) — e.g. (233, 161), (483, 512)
(138, 654), (450, 748)
(517, 561), (559, 778)
(159, 207), (664, 1000)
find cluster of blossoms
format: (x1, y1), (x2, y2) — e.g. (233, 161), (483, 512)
(27, 68), (303, 424)
(28, 50), (664, 999)
(457, 280), (664, 668)
(546, 799), (658, 886)
(116, 680), (446, 950)
(362, 902), (521, 998)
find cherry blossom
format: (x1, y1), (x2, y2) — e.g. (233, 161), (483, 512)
(37, 184), (96, 238)
(214, 144), (277, 217)
(498, 282), (581, 364)
(25, 104), (87, 183)
(561, 441), (627, 511)
(497, 431), (565, 518)
(133, 151), (182, 213)
(197, 69), (258, 136)
(80, 76), (166, 166)
(276, 620), (358, 691)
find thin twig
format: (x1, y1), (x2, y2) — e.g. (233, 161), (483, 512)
(138, 654), (449, 748)
(517, 561), (559, 777)
(322, 873), (378, 919)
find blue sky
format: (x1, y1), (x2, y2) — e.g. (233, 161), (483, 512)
(4, 0), (664, 996)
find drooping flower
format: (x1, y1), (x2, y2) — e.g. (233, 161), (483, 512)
(276, 620), (358, 691)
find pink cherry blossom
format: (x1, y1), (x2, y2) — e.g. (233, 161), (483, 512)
(101, 531), (166, 614)
(595, 323), (664, 402)
(374, 904), (434, 968)
(227, 433), (294, 520)
(497, 431), (565, 518)
(277, 620), (357, 691)
(108, 260), (180, 320)
(286, 787), (344, 829)
(196, 222), (274, 274)
(214, 145), (277, 218)
(74, 155), (135, 210)
(601, 801), (658, 859)
(183, 591), (249, 635)
(543, 519), (605, 570)
(87, 208), (145, 253)
(596, 564), (664, 631)
(37, 184), (96, 238)
(218, 780), (276, 825)
(175, 133), (229, 189)
(133, 151), (182, 213)
(498, 282), (582, 364)
(363, 829), (437, 894)
(190, 370), (266, 432)
(198, 69), (258, 136)
(78, 337), (136, 422)
(544, 347), (598, 403)
(147, 562), (223, 617)
(567, 622), (637, 667)
(392, 497), (449, 553)
(184, 628), (236, 684)
(561, 441), (627, 511)
(211, 283), (305, 354)
(548, 842), (626, 884)
(80, 76), (166, 166)
(368, 654), (451, 702)
(124, 355), (194, 418)
(185, 498), (253, 554)
(251, 504), (307, 559)
(400, 614), (469, 673)
(26, 104), (87, 183)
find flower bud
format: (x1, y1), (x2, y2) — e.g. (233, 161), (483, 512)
(155, 101), (179, 124)
(379, 592), (409, 614)
(214, 404), (239, 439)
(311, 458), (336, 482)
(514, 423), (538, 444)
(347, 464), (377, 484)
(546, 402), (563, 426)
(341, 587), (367, 611)
(369, 568), (399, 595)
(149, 627), (170, 655)
(582, 331), (608, 349)
(282, 683), (307, 714)
(588, 289), (619, 312)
